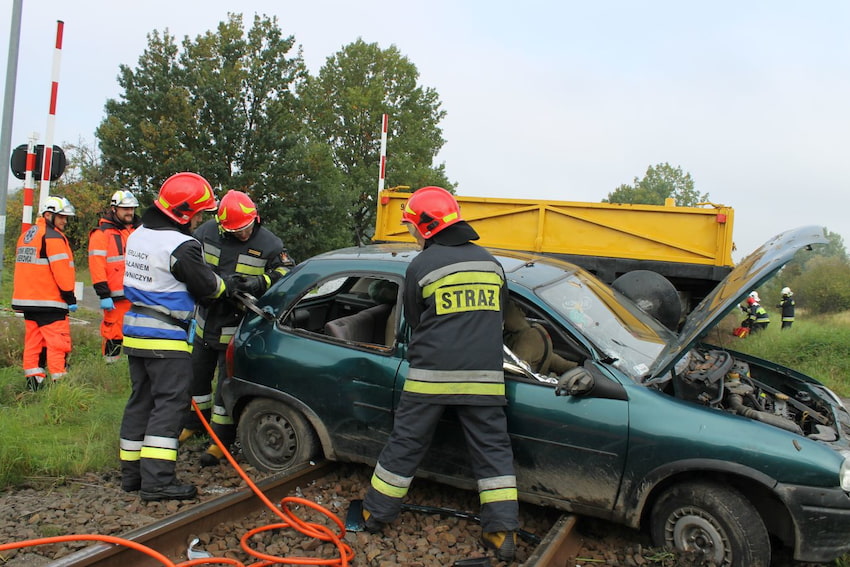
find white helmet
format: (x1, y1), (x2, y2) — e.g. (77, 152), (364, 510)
(40, 196), (76, 216)
(110, 190), (140, 208)
(781, 287), (793, 296)
(748, 291), (761, 303)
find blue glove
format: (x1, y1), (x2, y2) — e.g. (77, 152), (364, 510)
(68, 304), (78, 313)
(100, 297), (115, 311)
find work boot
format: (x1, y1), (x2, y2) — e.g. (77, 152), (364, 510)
(140, 481), (197, 502)
(362, 508), (387, 534)
(199, 444), (225, 467)
(26, 376), (45, 392)
(178, 428), (198, 444)
(481, 531), (516, 562)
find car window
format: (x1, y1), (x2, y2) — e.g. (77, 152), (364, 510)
(537, 273), (672, 381)
(503, 295), (588, 382)
(281, 274), (401, 351)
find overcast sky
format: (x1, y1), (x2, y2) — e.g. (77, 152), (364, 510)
(1, 0), (848, 260)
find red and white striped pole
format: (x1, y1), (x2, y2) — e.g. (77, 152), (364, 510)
(22, 132), (38, 229)
(377, 113), (388, 195)
(38, 20), (64, 209)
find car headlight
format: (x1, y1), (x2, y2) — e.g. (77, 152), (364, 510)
(841, 452), (850, 492)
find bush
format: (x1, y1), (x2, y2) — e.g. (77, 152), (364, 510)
(790, 256), (850, 315)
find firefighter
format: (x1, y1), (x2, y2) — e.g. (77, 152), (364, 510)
(12, 196), (78, 391)
(88, 190), (141, 362)
(119, 172), (237, 501)
(362, 186), (519, 562)
(742, 296), (770, 333)
(778, 287), (795, 330)
(179, 190), (294, 466)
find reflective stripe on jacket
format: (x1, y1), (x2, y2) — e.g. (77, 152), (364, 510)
(747, 303), (770, 325)
(88, 213), (139, 299)
(403, 241), (507, 405)
(122, 210), (227, 357)
(12, 217), (76, 312)
(193, 219), (290, 348)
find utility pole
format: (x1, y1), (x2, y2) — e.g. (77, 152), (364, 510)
(0, 0), (24, 289)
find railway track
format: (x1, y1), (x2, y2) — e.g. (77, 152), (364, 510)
(40, 461), (578, 567)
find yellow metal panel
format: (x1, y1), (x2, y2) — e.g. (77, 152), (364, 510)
(375, 191), (734, 268)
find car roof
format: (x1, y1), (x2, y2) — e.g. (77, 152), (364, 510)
(311, 243), (582, 289)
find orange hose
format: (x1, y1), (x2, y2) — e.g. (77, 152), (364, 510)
(0, 401), (353, 567)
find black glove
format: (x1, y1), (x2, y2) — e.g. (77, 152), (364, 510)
(221, 274), (242, 298)
(235, 274), (267, 297)
(555, 367), (594, 397)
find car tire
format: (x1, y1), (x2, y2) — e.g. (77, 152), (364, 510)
(649, 480), (771, 567)
(237, 398), (318, 474)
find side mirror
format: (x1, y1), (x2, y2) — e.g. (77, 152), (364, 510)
(555, 367), (595, 397)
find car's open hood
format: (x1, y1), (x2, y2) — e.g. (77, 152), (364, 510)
(646, 225), (828, 382)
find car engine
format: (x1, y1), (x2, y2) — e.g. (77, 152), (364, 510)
(672, 348), (841, 441)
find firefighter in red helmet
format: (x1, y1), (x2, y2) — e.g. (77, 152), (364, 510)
(362, 186), (520, 562)
(179, 189), (294, 466)
(119, 172), (237, 501)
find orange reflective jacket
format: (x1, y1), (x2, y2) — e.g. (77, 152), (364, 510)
(12, 217), (77, 312)
(88, 215), (137, 299)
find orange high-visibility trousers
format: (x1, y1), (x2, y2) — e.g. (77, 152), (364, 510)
(24, 318), (71, 379)
(101, 298), (131, 341)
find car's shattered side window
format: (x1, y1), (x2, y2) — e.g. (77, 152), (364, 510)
(282, 274), (401, 351)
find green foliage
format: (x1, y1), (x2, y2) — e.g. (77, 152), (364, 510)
(0, 308), (130, 488)
(724, 312), (850, 397)
(788, 256), (850, 315)
(604, 163), (708, 206)
(301, 38), (453, 245)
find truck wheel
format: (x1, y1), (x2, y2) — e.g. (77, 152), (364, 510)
(649, 480), (771, 567)
(611, 270), (681, 330)
(237, 398), (318, 473)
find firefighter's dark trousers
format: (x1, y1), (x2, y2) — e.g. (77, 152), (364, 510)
(364, 398), (519, 533)
(120, 355), (191, 489)
(184, 341), (234, 447)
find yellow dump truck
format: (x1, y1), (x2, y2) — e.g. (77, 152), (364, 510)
(373, 188), (735, 314)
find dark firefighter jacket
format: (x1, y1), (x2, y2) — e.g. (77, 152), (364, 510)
(192, 219), (291, 349)
(403, 239), (507, 406)
(778, 296), (796, 322)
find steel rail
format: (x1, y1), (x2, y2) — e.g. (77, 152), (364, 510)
(49, 461), (334, 567)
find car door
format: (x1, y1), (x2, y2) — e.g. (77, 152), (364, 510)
(506, 363), (629, 515)
(280, 272), (406, 462)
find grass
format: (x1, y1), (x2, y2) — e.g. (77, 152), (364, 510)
(0, 306), (131, 488)
(714, 310), (850, 398)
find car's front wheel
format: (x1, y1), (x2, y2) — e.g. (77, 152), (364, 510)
(649, 480), (771, 567)
(237, 398), (318, 473)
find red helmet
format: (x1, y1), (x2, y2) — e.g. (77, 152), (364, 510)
(217, 190), (259, 232)
(154, 172), (217, 224)
(402, 186), (462, 239)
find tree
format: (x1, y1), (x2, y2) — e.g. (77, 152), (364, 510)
(301, 39), (453, 245)
(97, 28), (193, 193)
(96, 14), (348, 259)
(789, 255), (850, 315)
(604, 163), (708, 206)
